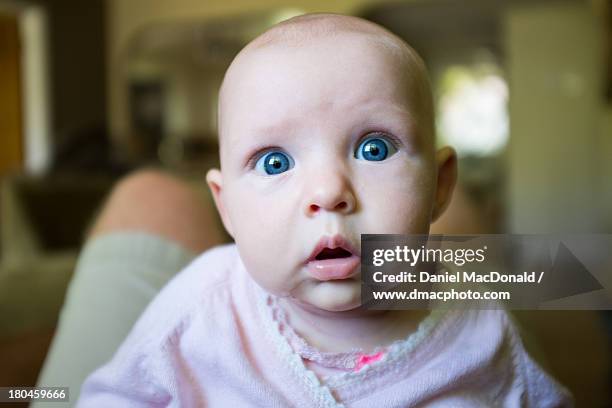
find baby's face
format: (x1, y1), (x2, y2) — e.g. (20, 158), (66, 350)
(209, 33), (442, 312)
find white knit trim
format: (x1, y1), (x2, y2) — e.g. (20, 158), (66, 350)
(323, 308), (447, 388)
(256, 289), (345, 408)
(269, 297), (370, 370)
(257, 286), (450, 400)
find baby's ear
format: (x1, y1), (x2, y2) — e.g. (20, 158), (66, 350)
(431, 147), (457, 223)
(206, 169), (234, 238)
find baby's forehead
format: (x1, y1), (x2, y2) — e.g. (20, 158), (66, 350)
(224, 14), (423, 87)
(222, 40), (415, 130)
(217, 14), (434, 154)
(231, 33), (413, 97)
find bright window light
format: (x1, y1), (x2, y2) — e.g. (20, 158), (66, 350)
(437, 64), (509, 157)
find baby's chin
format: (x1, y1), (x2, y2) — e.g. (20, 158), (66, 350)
(297, 280), (362, 313)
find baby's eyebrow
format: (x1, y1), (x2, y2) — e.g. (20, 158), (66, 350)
(234, 100), (307, 140)
(252, 119), (297, 137)
(357, 102), (420, 132)
(231, 100), (424, 164)
(233, 131), (293, 169)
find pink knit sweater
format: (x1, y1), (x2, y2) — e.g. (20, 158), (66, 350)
(77, 244), (572, 407)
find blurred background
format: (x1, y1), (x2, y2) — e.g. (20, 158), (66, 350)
(0, 0), (610, 406)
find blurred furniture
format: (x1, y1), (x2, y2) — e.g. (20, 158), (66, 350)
(0, 173), (114, 386)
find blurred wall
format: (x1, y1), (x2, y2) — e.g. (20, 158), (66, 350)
(505, 0), (610, 232)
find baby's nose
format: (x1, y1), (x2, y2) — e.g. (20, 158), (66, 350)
(304, 170), (356, 217)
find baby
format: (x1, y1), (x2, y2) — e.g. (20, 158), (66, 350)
(77, 14), (571, 407)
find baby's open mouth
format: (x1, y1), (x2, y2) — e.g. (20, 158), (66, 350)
(315, 247), (353, 260)
(306, 235), (360, 281)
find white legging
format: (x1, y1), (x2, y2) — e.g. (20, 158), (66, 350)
(33, 232), (195, 407)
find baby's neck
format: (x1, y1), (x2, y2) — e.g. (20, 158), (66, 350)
(278, 298), (429, 353)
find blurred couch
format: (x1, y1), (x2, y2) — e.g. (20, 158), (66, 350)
(0, 174), (114, 386)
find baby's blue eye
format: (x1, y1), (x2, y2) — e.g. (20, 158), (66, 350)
(355, 136), (397, 161)
(255, 151), (294, 175)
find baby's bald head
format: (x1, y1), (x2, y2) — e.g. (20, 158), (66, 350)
(217, 13), (435, 163)
(248, 13), (410, 50)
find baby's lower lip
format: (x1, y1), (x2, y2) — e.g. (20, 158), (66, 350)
(306, 255), (360, 281)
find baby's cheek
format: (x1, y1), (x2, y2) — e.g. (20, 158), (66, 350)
(238, 242), (289, 295)
(356, 165), (433, 234)
(230, 191), (298, 294)
(230, 185), (292, 231)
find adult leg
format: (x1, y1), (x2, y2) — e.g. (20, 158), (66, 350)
(34, 169), (226, 406)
